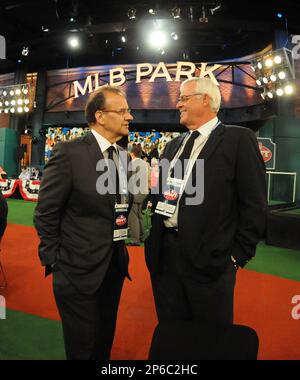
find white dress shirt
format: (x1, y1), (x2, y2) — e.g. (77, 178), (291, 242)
(164, 117), (220, 228)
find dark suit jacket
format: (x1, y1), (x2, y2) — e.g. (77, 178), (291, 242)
(0, 190), (8, 239)
(34, 132), (132, 294)
(145, 124), (267, 280)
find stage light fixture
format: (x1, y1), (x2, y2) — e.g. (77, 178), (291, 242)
(277, 12), (283, 19)
(256, 79), (262, 86)
(17, 99), (23, 105)
(160, 50), (165, 55)
(261, 93), (265, 100)
(22, 46), (29, 56)
(17, 106), (23, 113)
(9, 90), (14, 96)
(4, 101), (9, 106)
(267, 92), (273, 99)
(0, 102), (2, 107)
(278, 71), (286, 80)
(265, 58), (273, 67)
(3, 90), (7, 96)
(250, 65), (256, 72)
(68, 36), (79, 48)
(171, 6), (181, 19)
(148, 31), (168, 49)
(15, 89), (21, 95)
(24, 99), (30, 105)
(263, 77), (268, 84)
(42, 26), (49, 32)
(274, 55), (282, 64)
(270, 74), (277, 82)
(11, 100), (16, 106)
(284, 85), (293, 95)
(10, 107), (15, 113)
(121, 35), (126, 43)
(171, 32), (178, 40)
(257, 62), (263, 70)
(276, 88), (284, 96)
(4, 109), (9, 114)
(24, 106), (30, 113)
(128, 8), (136, 19)
(149, 9), (156, 15)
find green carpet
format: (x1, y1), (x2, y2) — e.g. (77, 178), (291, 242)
(7, 199), (36, 227)
(0, 309), (65, 360)
(248, 242), (300, 282)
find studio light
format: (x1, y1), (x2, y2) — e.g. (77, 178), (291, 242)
(68, 36), (79, 48)
(267, 92), (274, 99)
(128, 8), (136, 20)
(284, 85), (294, 95)
(278, 71), (286, 80)
(11, 100), (16, 106)
(148, 31), (168, 49)
(265, 58), (273, 67)
(256, 79), (262, 86)
(276, 88), (284, 96)
(171, 6), (181, 19)
(10, 107), (15, 113)
(18, 106), (23, 113)
(274, 55), (282, 64)
(270, 74), (277, 82)
(263, 77), (268, 84)
(22, 46), (29, 56)
(9, 90), (14, 96)
(15, 89), (21, 95)
(257, 62), (263, 70)
(171, 32), (178, 40)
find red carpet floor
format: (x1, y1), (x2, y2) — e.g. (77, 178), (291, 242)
(1, 224), (300, 359)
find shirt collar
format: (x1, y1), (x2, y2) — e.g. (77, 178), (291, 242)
(91, 129), (118, 153)
(192, 116), (219, 137)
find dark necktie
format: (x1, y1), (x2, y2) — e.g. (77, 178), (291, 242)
(107, 146), (121, 203)
(171, 130), (200, 179)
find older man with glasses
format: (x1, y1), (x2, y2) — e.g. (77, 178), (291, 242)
(35, 86), (133, 360)
(145, 77), (267, 327)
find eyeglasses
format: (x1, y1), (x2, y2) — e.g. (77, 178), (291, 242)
(177, 93), (203, 103)
(100, 108), (131, 116)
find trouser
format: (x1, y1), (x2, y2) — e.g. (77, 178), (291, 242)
(53, 253), (124, 360)
(151, 228), (236, 324)
(128, 193), (147, 244)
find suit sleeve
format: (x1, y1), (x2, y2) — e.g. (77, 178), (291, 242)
(231, 129), (267, 267)
(0, 191), (8, 239)
(34, 143), (72, 267)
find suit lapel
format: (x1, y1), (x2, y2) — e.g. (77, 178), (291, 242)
(198, 123), (225, 161)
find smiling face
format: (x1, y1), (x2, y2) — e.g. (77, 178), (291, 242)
(94, 91), (133, 143)
(176, 81), (215, 130)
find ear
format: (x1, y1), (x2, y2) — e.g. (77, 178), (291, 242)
(95, 110), (104, 125)
(203, 94), (210, 107)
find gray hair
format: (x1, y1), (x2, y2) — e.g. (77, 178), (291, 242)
(180, 77), (221, 113)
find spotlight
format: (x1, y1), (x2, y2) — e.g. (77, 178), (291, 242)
(3, 90), (7, 96)
(270, 74), (277, 82)
(10, 107), (15, 113)
(171, 32), (178, 40)
(257, 62), (263, 70)
(22, 88), (29, 95)
(263, 77), (269, 84)
(42, 26), (49, 32)
(250, 65), (256, 72)
(278, 71), (286, 80)
(267, 92), (274, 99)
(17, 99), (23, 105)
(160, 50), (165, 55)
(24, 99), (30, 105)
(171, 6), (181, 19)
(17, 106), (23, 113)
(128, 8), (136, 19)
(15, 89), (21, 95)
(0, 102), (2, 107)
(4, 109), (9, 114)
(284, 85), (294, 95)
(261, 93), (265, 100)
(256, 79), (262, 86)
(68, 36), (79, 48)
(274, 55), (282, 64)
(148, 31), (168, 49)
(277, 12), (283, 19)
(22, 46), (29, 56)
(276, 88), (284, 96)
(9, 89), (14, 96)
(24, 106), (30, 113)
(11, 100), (16, 106)
(4, 101), (9, 106)
(121, 35), (126, 43)
(70, 17), (76, 22)
(265, 58), (273, 67)
(149, 9), (156, 15)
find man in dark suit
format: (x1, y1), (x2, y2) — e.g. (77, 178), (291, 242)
(0, 190), (8, 242)
(145, 77), (267, 324)
(34, 86), (133, 360)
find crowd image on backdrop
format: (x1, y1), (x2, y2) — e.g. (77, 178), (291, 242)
(45, 126), (90, 162)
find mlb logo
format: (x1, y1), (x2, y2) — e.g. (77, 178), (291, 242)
(0, 295), (6, 319)
(0, 35), (6, 60)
